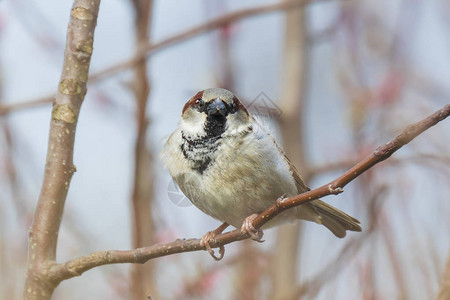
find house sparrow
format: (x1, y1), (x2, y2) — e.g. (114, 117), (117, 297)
(161, 88), (361, 256)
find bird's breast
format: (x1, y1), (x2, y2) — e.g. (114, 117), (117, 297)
(180, 133), (222, 174)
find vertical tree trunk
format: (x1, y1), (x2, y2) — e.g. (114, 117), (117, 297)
(129, 0), (157, 299)
(23, 1), (101, 299)
(271, 3), (309, 300)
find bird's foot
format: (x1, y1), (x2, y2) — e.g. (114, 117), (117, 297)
(241, 214), (264, 242)
(200, 222), (228, 261)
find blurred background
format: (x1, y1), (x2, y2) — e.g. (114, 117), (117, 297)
(1, 0), (449, 299)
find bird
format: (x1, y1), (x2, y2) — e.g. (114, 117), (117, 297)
(161, 88), (361, 256)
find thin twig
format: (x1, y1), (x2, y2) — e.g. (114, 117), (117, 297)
(47, 104), (449, 281)
(294, 185), (386, 299)
(0, 0), (323, 115)
(310, 153), (450, 178)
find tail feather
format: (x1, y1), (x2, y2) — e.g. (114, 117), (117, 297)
(312, 200), (362, 238)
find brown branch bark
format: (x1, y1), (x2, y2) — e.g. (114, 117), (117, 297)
(23, 1), (101, 299)
(128, 0), (156, 299)
(48, 104), (450, 280)
(0, 0), (327, 115)
(310, 154), (450, 179)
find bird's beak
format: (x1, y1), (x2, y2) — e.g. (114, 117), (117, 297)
(206, 99), (227, 117)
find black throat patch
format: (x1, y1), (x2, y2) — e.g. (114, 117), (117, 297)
(181, 115), (227, 174)
(204, 115), (227, 137)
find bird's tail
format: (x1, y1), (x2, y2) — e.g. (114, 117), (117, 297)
(312, 200), (362, 238)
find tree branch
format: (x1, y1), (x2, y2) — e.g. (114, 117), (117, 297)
(272, 3), (310, 299)
(309, 153), (450, 178)
(23, 1), (101, 299)
(0, 0), (326, 115)
(128, 0), (157, 298)
(438, 252), (450, 300)
(48, 104), (450, 281)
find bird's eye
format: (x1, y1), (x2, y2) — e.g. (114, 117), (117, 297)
(195, 99), (205, 110)
(229, 101), (237, 113)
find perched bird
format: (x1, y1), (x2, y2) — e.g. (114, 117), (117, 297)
(161, 88), (361, 254)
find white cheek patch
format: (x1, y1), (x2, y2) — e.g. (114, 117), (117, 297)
(180, 109), (207, 137)
(224, 111), (252, 136)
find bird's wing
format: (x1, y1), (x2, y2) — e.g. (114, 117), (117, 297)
(282, 152), (310, 193)
(252, 116), (310, 193)
(269, 133), (361, 238)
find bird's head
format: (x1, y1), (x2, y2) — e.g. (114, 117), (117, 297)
(180, 88), (252, 139)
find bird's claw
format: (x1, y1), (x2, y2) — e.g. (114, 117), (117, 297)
(276, 193), (287, 206)
(200, 223), (229, 261)
(241, 214), (264, 242)
(200, 231), (225, 261)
